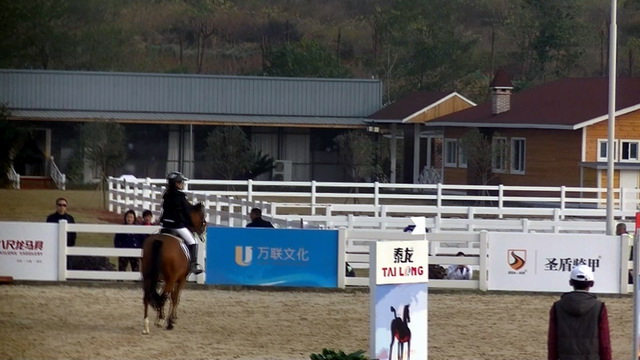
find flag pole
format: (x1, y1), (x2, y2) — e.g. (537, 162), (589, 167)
(606, 0), (617, 235)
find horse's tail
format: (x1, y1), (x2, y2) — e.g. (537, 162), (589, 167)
(143, 239), (167, 312)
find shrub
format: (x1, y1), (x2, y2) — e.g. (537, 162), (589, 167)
(309, 348), (367, 360)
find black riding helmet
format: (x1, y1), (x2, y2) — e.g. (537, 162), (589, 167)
(167, 171), (188, 186)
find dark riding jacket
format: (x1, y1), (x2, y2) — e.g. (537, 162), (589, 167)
(160, 188), (193, 229)
(548, 291), (611, 360)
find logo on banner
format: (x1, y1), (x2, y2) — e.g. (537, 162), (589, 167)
(235, 246), (252, 266)
(508, 249), (526, 271)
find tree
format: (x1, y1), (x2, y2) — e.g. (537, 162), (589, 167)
(79, 121), (127, 208)
(263, 39), (351, 78)
(0, 105), (27, 188)
(334, 130), (383, 182)
(459, 128), (509, 187)
(201, 126), (274, 180)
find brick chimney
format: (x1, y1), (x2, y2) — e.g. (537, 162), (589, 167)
(490, 70), (514, 115)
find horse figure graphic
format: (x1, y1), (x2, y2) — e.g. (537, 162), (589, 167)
(389, 304), (411, 360)
(141, 202), (206, 334)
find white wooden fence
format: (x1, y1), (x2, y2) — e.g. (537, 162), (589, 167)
(48, 221), (634, 293)
(108, 177), (637, 234)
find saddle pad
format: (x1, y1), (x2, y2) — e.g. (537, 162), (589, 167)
(161, 234), (190, 262)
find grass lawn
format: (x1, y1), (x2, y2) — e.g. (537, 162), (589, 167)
(0, 189), (124, 247)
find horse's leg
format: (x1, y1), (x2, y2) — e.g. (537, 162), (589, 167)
(407, 340), (410, 360)
(142, 289), (150, 335)
(164, 279), (177, 330)
(389, 334), (395, 360)
(172, 277), (186, 321)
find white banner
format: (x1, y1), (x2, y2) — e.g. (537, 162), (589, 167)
(488, 233), (621, 293)
(0, 222), (59, 281)
(374, 240), (429, 285)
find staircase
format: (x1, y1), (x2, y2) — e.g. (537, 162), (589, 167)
(19, 176), (56, 189)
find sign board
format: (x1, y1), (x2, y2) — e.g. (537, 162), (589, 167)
(370, 240), (428, 360)
(487, 233), (621, 293)
(205, 227), (338, 287)
(0, 222), (59, 281)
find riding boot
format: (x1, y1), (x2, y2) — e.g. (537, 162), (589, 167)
(187, 244), (203, 275)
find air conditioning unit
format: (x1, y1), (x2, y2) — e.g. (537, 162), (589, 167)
(272, 160), (292, 181)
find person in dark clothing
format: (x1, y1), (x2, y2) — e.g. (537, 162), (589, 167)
(46, 197), (77, 247)
(246, 208), (274, 228)
(548, 265), (611, 360)
(160, 171), (203, 275)
(113, 209), (144, 272)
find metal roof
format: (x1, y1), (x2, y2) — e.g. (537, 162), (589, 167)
(9, 109), (368, 128)
(0, 70), (382, 124)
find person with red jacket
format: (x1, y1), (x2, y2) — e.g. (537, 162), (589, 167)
(548, 265), (611, 360)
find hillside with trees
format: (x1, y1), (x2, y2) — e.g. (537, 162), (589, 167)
(1, 0), (639, 103)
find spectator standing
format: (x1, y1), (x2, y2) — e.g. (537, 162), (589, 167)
(142, 209), (154, 225)
(113, 209), (144, 272)
(547, 265), (611, 360)
(246, 208), (274, 228)
(446, 252), (472, 280)
(46, 197), (77, 247)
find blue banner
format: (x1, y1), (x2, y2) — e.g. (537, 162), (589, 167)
(205, 227), (339, 287)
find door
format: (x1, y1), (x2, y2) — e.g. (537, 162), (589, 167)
(619, 170), (640, 210)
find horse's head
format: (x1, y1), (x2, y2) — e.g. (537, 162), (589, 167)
(190, 202), (206, 235)
(402, 304), (411, 323)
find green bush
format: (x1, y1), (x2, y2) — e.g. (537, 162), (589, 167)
(309, 348), (367, 360)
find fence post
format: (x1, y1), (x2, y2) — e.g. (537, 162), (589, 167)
(479, 231), (488, 291)
(436, 183), (442, 208)
(337, 227), (347, 289)
(522, 218), (529, 233)
(311, 180), (317, 215)
(620, 234), (632, 295)
(467, 207), (475, 232)
(247, 179), (253, 202)
(108, 177), (114, 212)
(498, 184), (504, 219)
(553, 208), (561, 233)
(326, 205), (333, 228)
(214, 195), (222, 225)
(374, 182), (380, 214)
(560, 186), (566, 218)
(58, 220), (68, 281)
(347, 214), (355, 229)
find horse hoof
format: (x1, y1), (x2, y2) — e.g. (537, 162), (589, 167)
(142, 330), (149, 335)
(167, 324), (174, 330)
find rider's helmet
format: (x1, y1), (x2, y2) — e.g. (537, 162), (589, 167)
(167, 171), (188, 186)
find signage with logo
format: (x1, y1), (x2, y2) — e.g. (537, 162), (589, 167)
(487, 233), (621, 293)
(370, 240), (428, 360)
(0, 222), (59, 281)
(205, 227), (338, 287)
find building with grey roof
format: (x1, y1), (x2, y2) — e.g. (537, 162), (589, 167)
(1, 70), (382, 182)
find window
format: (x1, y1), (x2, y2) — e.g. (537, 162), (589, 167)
(458, 141), (467, 168)
(492, 137), (507, 172)
(620, 140), (640, 162)
(597, 139), (618, 161)
(510, 138), (526, 174)
(444, 139), (458, 167)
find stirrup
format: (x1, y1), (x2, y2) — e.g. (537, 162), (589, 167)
(190, 263), (203, 275)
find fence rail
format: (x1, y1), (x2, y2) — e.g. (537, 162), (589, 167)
(108, 177), (639, 234)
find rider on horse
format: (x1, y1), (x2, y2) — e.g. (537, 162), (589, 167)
(160, 171), (203, 275)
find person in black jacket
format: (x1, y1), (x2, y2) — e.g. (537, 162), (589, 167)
(246, 208), (274, 228)
(46, 197), (77, 247)
(113, 209), (144, 272)
(160, 171), (203, 275)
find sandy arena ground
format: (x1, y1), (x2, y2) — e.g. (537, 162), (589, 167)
(0, 283), (634, 360)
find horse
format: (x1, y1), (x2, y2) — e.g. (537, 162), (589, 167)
(141, 203), (206, 335)
(389, 304), (411, 360)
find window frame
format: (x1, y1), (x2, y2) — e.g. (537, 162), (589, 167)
(458, 140), (467, 169)
(491, 137), (508, 173)
(444, 138), (458, 168)
(620, 139), (640, 162)
(597, 139), (618, 162)
(510, 137), (526, 175)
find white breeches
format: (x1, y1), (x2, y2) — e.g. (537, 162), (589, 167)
(174, 227), (196, 245)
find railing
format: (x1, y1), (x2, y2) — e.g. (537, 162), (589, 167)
(47, 156), (65, 190)
(7, 165), (20, 189)
(108, 177), (640, 229)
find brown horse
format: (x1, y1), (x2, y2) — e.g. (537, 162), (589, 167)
(141, 203), (206, 335)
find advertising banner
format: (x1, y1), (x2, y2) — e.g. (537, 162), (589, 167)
(487, 233), (621, 293)
(205, 227), (338, 287)
(370, 240), (429, 360)
(0, 222), (59, 281)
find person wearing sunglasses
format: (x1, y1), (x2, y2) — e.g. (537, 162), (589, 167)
(46, 197), (77, 247)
